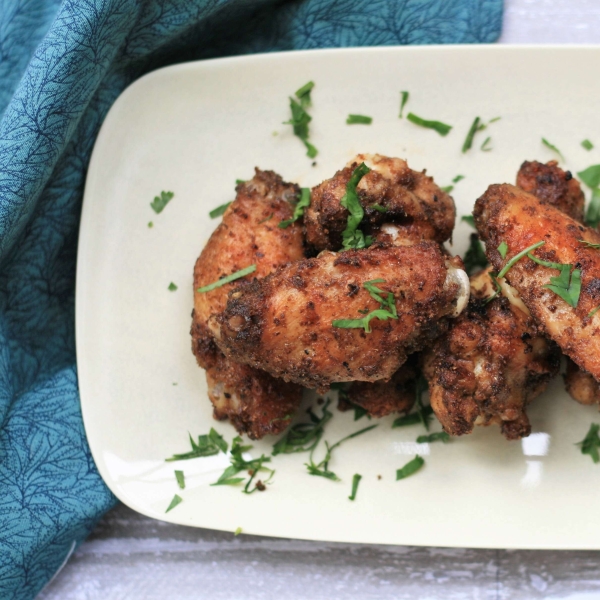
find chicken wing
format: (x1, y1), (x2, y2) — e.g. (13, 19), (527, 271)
(213, 241), (469, 390)
(304, 154), (455, 251)
(191, 169), (305, 439)
(474, 183), (600, 382)
(564, 358), (600, 406)
(422, 268), (560, 439)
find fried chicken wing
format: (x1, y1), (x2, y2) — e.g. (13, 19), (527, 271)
(213, 242), (469, 390)
(564, 358), (600, 406)
(191, 169), (305, 439)
(422, 268), (560, 439)
(474, 184), (600, 382)
(304, 154), (455, 251)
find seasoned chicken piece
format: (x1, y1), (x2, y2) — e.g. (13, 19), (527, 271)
(516, 160), (584, 222)
(474, 184), (600, 382)
(343, 360), (417, 418)
(422, 268), (560, 439)
(213, 241), (469, 390)
(564, 359), (600, 406)
(304, 153), (455, 251)
(191, 169), (304, 439)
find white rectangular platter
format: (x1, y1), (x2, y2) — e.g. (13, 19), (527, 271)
(77, 45), (600, 549)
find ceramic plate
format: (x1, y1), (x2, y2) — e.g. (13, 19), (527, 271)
(77, 45), (600, 549)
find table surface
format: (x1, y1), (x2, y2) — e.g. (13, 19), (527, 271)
(39, 1), (600, 598)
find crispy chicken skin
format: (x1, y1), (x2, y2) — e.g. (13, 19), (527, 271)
(564, 359), (600, 406)
(344, 361), (417, 418)
(304, 154), (455, 251)
(474, 184), (600, 382)
(422, 268), (560, 439)
(191, 169), (304, 439)
(516, 160), (584, 222)
(213, 242), (469, 390)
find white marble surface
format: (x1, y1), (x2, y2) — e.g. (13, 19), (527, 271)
(39, 1), (600, 598)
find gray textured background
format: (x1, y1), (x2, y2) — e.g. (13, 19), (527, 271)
(40, 1), (600, 597)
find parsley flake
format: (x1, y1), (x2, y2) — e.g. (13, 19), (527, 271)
(579, 240), (600, 250)
(175, 470), (185, 489)
(150, 191), (174, 214)
(399, 91), (409, 118)
(148, 221), (153, 228)
(497, 241), (546, 279)
(577, 423), (600, 463)
(209, 202), (232, 219)
(340, 162), (372, 250)
(498, 241), (508, 259)
(461, 215), (475, 228)
(168, 282), (178, 291)
(234, 527), (243, 536)
(582, 139), (594, 151)
(453, 175), (465, 183)
(585, 188), (600, 228)
(279, 188), (311, 228)
(577, 164), (600, 189)
(196, 264), (256, 293)
(406, 112), (452, 136)
(346, 114), (372, 125)
(480, 136), (492, 152)
(542, 138), (564, 161)
(295, 81), (315, 107)
(527, 252), (581, 307)
(165, 494), (183, 513)
(392, 376), (433, 430)
(462, 116), (483, 153)
(396, 455), (425, 480)
(165, 428), (227, 462)
(417, 431), (450, 444)
(284, 82), (317, 158)
(440, 185), (454, 193)
(370, 203), (388, 213)
(348, 473), (362, 501)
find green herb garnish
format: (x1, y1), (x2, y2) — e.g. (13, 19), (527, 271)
(497, 241), (508, 259)
(453, 175), (465, 183)
(577, 165), (600, 189)
(463, 233), (488, 276)
(197, 264), (256, 293)
(340, 162), (372, 250)
(235, 179), (246, 184)
(272, 399), (333, 455)
(148, 221), (153, 228)
(348, 473), (362, 500)
(497, 240), (546, 279)
(165, 494), (183, 513)
(392, 407), (434, 428)
(175, 470), (185, 489)
(582, 139), (594, 151)
(165, 428), (227, 462)
(333, 383), (370, 421)
(527, 252), (581, 308)
(332, 279), (398, 333)
(370, 204), (388, 213)
(168, 282), (178, 291)
(461, 215), (475, 228)
(209, 202), (232, 219)
(589, 305), (600, 318)
(441, 185), (454, 193)
(346, 114), (373, 125)
(279, 187), (311, 228)
(295, 81), (315, 106)
(417, 431), (450, 444)
(258, 213), (273, 224)
(577, 423), (600, 463)
(406, 112), (452, 136)
(542, 137), (564, 161)
(480, 136), (492, 152)
(392, 376), (433, 429)
(305, 425), (377, 481)
(399, 91), (409, 118)
(151, 191), (174, 214)
(462, 116), (482, 153)
(234, 527), (242, 536)
(396, 455), (425, 480)
(285, 82), (318, 158)
(579, 240), (600, 249)
(585, 188), (600, 228)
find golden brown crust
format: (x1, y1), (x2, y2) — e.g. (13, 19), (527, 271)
(304, 154), (455, 251)
(215, 241), (466, 390)
(422, 269), (560, 440)
(516, 160), (585, 223)
(191, 169), (305, 439)
(564, 358), (600, 407)
(474, 184), (600, 382)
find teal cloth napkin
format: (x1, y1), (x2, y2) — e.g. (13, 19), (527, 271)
(0, 1), (502, 597)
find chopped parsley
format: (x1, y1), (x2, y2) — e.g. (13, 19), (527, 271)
(453, 175), (465, 183)
(258, 213), (274, 224)
(396, 455), (425, 480)
(440, 185), (454, 193)
(212, 436), (274, 493)
(168, 282), (178, 291)
(150, 191), (174, 214)
(463, 233), (488, 276)
(527, 252), (581, 308)
(577, 164), (600, 189)
(399, 91), (409, 118)
(234, 527), (243, 536)
(348, 473), (362, 501)
(279, 187), (311, 228)
(305, 424), (377, 481)
(196, 264), (256, 293)
(284, 81), (317, 158)
(589, 305), (600, 318)
(406, 112), (452, 136)
(497, 241), (508, 259)
(148, 221), (153, 228)
(480, 136), (492, 152)
(370, 203), (388, 213)
(542, 137), (564, 161)
(392, 409), (433, 428)
(272, 399), (333, 455)
(462, 116), (482, 153)
(497, 240), (546, 279)
(333, 383), (370, 421)
(582, 139), (594, 151)
(346, 114), (372, 125)
(417, 431), (450, 444)
(175, 470), (185, 489)
(578, 240), (600, 249)
(332, 279), (398, 333)
(577, 423), (600, 463)
(585, 188), (600, 228)
(165, 428), (227, 462)
(209, 202), (231, 219)
(392, 376), (433, 430)
(165, 494), (183, 513)
(340, 162), (372, 250)
(461, 215), (476, 228)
